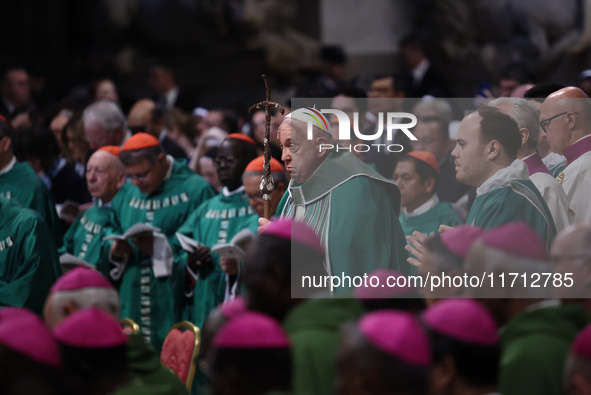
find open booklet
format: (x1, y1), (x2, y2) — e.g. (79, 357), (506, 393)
(103, 223), (161, 241)
(211, 228), (256, 261)
(175, 232), (207, 253)
(59, 253), (94, 272)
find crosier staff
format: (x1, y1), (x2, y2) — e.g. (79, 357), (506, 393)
(249, 74), (284, 220)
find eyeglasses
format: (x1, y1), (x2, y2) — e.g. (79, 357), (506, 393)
(539, 112), (578, 133)
(127, 163), (156, 182)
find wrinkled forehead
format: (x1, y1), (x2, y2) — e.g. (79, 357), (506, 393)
(88, 150), (118, 168)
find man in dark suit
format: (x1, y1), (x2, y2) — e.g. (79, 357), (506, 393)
(147, 63), (197, 113)
(399, 34), (451, 98)
(364, 73), (414, 177)
(0, 66), (34, 120)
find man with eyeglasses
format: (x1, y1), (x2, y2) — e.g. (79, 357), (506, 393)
(108, 132), (215, 352)
(490, 97), (573, 232)
(540, 86), (591, 223)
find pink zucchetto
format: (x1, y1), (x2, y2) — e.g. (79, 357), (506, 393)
(219, 297), (248, 319)
(354, 269), (411, 299)
(50, 267), (114, 292)
(422, 299), (499, 345)
(440, 225), (483, 259)
(0, 307), (62, 368)
(572, 324), (591, 359)
(358, 310), (431, 367)
(260, 219), (324, 255)
(53, 307), (128, 349)
(479, 222), (548, 261)
(213, 312), (290, 349)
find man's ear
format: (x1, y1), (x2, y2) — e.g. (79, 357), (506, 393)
(518, 127), (529, 147)
(423, 176), (436, 194)
(0, 136), (10, 152)
(567, 111), (579, 130)
(487, 140), (501, 160)
(116, 171), (126, 189)
(316, 136), (331, 158)
(432, 355), (456, 391)
(157, 152), (167, 164)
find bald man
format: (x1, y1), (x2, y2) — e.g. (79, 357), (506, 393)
(540, 87), (591, 222)
(490, 97), (573, 232)
(59, 147), (125, 274)
(127, 99), (187, 159)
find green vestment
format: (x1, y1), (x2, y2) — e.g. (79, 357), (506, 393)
(111, 159), (215, 351)
(0, 160), (62, 247)
(466, 161), (556, 249)
(59, 203), (121, 276)
(500, 304), (587, 395)
(126, 333), (188, 394)
(0, 197), (61, 314)
(282, 298), (364, 395)
(277, 149), (409, 289)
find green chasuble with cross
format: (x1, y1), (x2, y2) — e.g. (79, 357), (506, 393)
(174, 186), (259, 329)
(466, 160), (556, 249)
(0, 160), (62, 247)
(277, 149), (409, 291)
(59, 203), (121, 276)
(0, 197), (61, 315)
(111, 158), (215, 351)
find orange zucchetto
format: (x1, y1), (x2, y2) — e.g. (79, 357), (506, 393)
(227, 133), (256, 146)
(244, 155), (285, 173)
(407, 150), (440, 174)
(97, 145), (121, 156)
(121, 132), (160, 151)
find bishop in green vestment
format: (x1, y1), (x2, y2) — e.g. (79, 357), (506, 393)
(59, 147), (126, 274)
(109, 134), (215, 350)
(0, 197), (61, 314)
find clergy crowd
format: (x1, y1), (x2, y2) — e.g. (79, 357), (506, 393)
(1, 59), (591, 395)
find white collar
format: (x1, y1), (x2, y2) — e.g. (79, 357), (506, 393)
(476, 160), (529, 196)
(164, 155), (174, 180)
(402, 194), (439, 218)
(412, 59), (430, 83)
(164, 86), (179, 109)
(521, 151), (536, 161)
(222, 185), (245, 197)
(0, 155), (16, 175)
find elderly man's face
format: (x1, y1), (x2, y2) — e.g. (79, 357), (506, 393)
(539, 99), (575, 154)
(411, 121), (450, 162)
(84, 122), (112, 151)
(451, 113), (489, 187)
(86, 150), (124, 202)
(279, 118), (324, 184)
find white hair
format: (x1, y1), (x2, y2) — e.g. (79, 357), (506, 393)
(50, 287), (120, 321)
(489, 97), (540, 151)
(83, 99), (126, 133)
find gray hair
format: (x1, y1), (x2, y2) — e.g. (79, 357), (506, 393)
(83, 99), (126, 133)
(489, 97), (540, 151)
(412, 98), (453, 124)
(49, 287), (120, 321)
